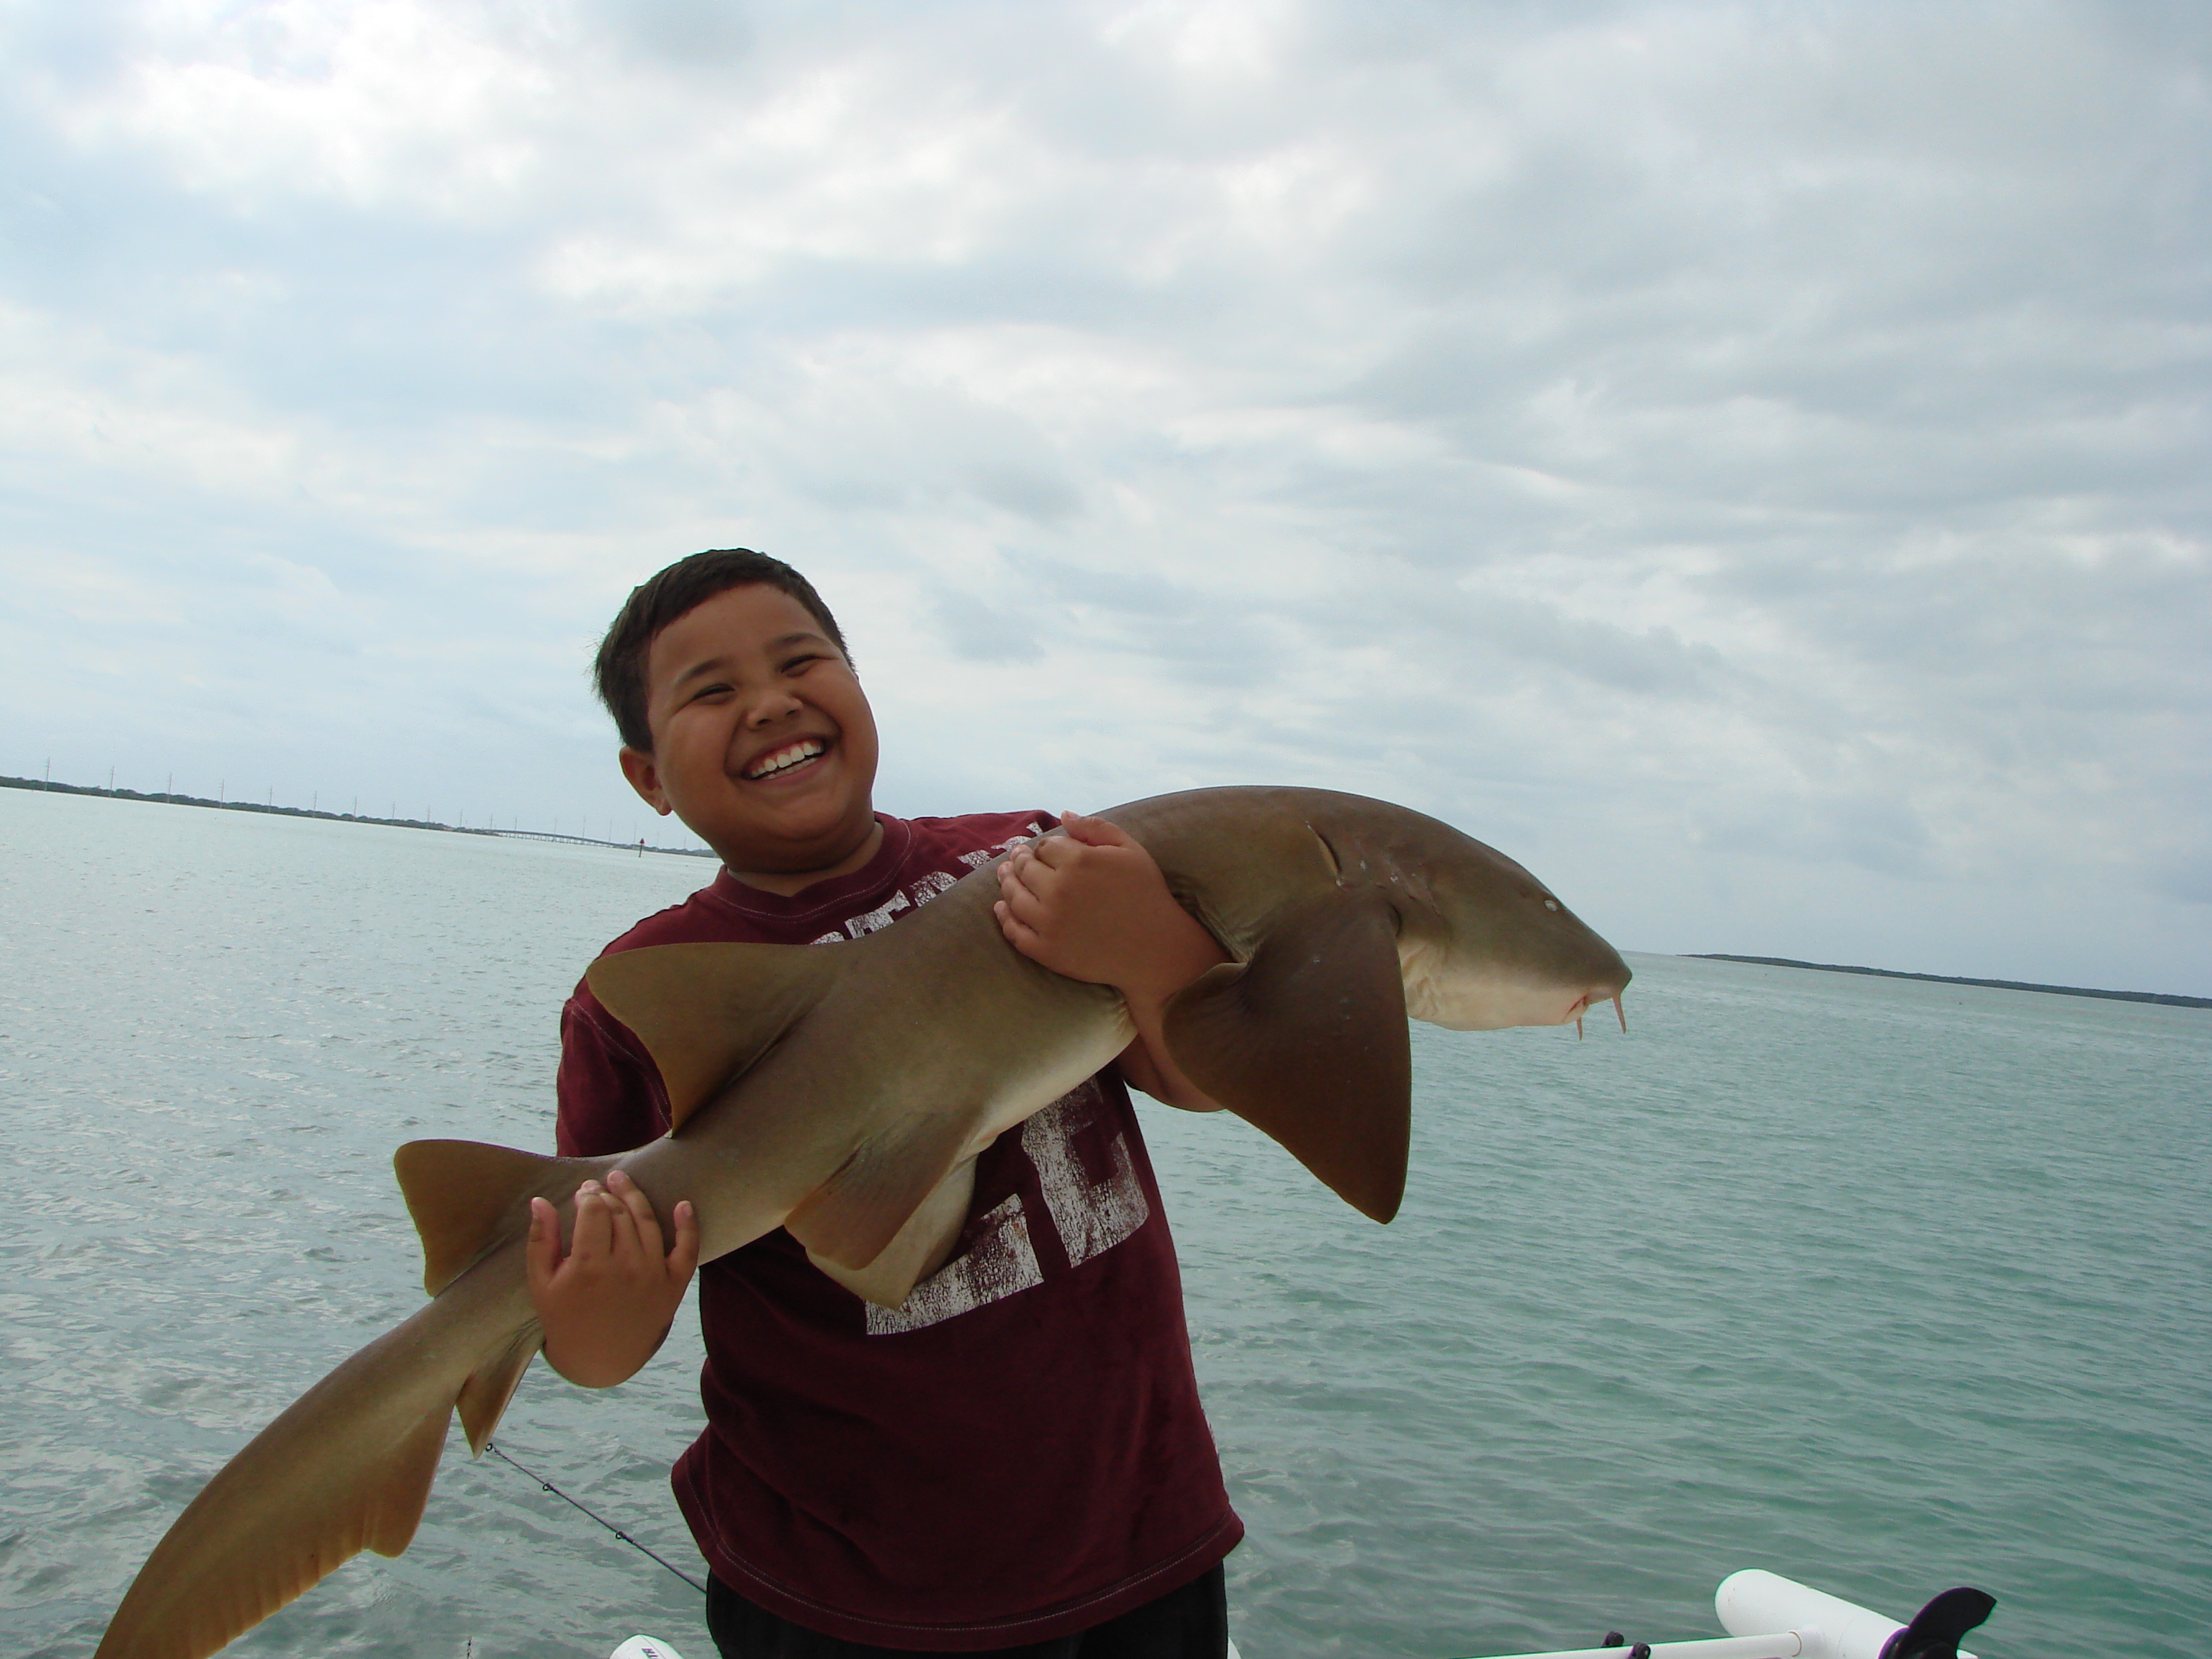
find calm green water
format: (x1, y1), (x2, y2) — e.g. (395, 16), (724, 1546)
(2, 788), (2204, 1658)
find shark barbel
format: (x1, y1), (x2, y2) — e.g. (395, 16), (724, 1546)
(96, 787), (1629, 1659)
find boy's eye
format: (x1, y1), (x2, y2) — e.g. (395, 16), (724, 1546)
(781, 652), (826, 674)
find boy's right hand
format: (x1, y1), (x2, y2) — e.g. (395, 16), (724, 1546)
(527, 1168), (699, 1389)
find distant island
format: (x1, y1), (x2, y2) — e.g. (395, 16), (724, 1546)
(0, 773), (716, 859)
(1689, 954), (2209, 1010)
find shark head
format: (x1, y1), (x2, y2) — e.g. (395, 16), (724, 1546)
(1314, 802), (1632, 1033)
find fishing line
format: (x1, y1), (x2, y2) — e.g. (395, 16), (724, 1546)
(485, 1441), (707, 1596)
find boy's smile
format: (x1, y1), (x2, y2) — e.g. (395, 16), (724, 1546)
(619, 583), (881, 891)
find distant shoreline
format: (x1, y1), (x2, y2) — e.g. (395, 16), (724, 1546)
(0, 773), (716, 859)
(1689, 953), (2209, 1010)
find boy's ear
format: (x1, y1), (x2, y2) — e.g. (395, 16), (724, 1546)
(619, 747), (674, 815)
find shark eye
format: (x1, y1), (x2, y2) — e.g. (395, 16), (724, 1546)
(1543, 898), (1560, 912)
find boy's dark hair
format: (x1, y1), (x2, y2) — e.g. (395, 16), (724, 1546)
(595, 549), (850, 752)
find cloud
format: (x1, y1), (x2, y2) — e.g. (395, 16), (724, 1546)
(0, 0), (2206, 987)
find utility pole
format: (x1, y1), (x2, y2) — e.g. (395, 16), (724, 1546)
(109, 765), (114, 791)
(43, 758), (50, 789)
(167, 773), (173, 799)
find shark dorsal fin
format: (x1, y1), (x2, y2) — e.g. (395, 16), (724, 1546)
(1162, 895), (1411, 1223)
(586, 941), (845, 1131)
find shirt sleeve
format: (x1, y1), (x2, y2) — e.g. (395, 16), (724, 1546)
(555, 984), (673, 1158)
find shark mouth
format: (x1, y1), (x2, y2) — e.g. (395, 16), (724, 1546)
(745, 738), (827, 781)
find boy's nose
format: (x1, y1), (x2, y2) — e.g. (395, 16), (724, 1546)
(744, 688), (805, 726)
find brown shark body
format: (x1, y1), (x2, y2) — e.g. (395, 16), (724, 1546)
(96, 787), (1629, 1659)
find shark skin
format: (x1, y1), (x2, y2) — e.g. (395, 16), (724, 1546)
(95, 787), (1630, 1659)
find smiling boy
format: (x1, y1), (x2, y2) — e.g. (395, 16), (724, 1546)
(531, 549), (1242, 1657)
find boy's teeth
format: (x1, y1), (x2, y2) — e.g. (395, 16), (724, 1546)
(750, 740), (823, 778)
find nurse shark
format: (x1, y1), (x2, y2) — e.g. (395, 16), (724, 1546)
(96, 786), (1629, 1659)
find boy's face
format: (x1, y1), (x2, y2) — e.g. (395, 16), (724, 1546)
(620, 583), (880, 878)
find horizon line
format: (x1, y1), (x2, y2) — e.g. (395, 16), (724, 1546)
(1687, 953), (2208, 1012)
(0, 773), (716, 859)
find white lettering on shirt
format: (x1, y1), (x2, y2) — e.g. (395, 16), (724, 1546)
(907, 870), (958, 905)
(843, 889), (910, 938)
(1021, 1082), (1150, 1269)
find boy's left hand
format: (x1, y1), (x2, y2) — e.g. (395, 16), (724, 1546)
(994, 811), (1228, 1110)
(527, 1168), (699, 1388)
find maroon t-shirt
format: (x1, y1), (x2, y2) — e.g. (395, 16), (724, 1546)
(556, 810), (1241, 1649)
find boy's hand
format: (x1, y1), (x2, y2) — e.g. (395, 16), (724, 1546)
(527, 1168), (699, 1388)
(994, 811), (1229, 1111)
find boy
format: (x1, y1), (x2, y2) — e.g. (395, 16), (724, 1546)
(528, 549), (1243, 1657)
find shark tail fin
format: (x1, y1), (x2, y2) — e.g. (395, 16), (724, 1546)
(95, 1291), (497, 1659)
(586, 941), (845, 1130)
(1163, 895), (1411, 1223)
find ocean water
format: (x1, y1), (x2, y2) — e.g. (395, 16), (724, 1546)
(1, 786), (2204, 1659)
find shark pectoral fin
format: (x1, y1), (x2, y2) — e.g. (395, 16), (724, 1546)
(1163, 896), (1411, 1223)
(785, 1112), (977, 1272)
(587, 941), (843, 1130)
(394, 1139), (598, 1295)
(807, 1158), (980, 1309)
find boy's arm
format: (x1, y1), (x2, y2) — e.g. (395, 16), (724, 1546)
(527, 1169), (700, 1388)
(994, 811), (1230, 1112)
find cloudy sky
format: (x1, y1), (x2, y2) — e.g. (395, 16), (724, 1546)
(3, 0), (2206, 993)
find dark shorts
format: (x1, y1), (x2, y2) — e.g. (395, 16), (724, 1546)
(705, 1565), (1230, 1659)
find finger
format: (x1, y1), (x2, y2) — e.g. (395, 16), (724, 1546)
(526, 1197), (559, 1293)
(998, 907), (1046, 958)
(608, 1168), (665, 1256)
(571, 1185), (611, 1262)
(599, 1185), (644, 1266)
(1061, 811), (1129, 848)
(667, 1200), (701, 1284)
(998, 876), (1052, 929)
(1028, 835), (1078, 869)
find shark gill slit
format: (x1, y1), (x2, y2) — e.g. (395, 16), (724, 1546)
(1306, 820), (1343, 881)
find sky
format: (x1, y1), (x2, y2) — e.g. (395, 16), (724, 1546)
(2, 0), (2206, 994)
